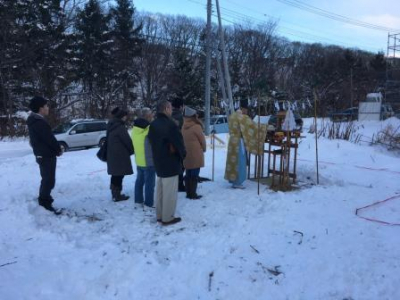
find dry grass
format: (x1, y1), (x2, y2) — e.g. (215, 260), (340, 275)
(317, 120), (361, 142)
(371, 125), (400, 151)
(316, 120), (400, 152)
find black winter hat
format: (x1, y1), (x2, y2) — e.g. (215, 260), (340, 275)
(240, 99), (249, 109)
(29, 96), (47, 113)
(172, 98), (184, 109)
(111, 107), (128, 119)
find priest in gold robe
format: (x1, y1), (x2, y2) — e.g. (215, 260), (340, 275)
(224, 100), (267, 189)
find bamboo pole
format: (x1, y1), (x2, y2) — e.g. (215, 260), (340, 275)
(257, 93), (261, 195)
(313, 89), (320, 185)
(204, 0), (212, 135)
(212, 133), (215, 181)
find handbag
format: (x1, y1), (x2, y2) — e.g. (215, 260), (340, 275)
(96, 140), (108, 162)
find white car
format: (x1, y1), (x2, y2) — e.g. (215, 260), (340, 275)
(210, 115), (229, 134)
(53, 120), (107, 151)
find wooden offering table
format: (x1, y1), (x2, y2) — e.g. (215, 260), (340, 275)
(247, 130), (300, 191)
(266, 130), (300, 190)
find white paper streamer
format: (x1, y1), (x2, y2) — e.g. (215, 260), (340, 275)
(274, 101), (280, 111)
(282, 109), (296, 131)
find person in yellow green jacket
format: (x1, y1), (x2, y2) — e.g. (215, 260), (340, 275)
(131, 108), (155, 208)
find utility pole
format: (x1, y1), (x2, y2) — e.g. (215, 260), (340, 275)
(215, 0), (234, 115)
(204, 0), (212, 135)
(216, 56), (228, 107)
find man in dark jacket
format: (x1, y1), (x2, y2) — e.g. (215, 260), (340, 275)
(148, 100), (186, 225)
(27, 96), (63, 214)
(171, 98), (184, 129)
(171, 98), (186, 192)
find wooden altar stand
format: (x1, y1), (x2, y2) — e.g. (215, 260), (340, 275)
(247, 130), (300, 191)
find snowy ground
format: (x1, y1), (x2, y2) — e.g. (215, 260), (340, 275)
(0, 118), (400, 300)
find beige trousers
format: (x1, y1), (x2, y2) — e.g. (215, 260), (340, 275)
(156, 175), (179, 222)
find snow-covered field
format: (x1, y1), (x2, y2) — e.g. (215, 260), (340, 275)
(0, 118), (399, 300)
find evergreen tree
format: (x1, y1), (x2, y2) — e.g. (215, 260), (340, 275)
(74, 0), (113, 117)
(370, 52), (386, 81)
(110, 0), (143, 107)
(0, 0), (20, 115)
(0, 0), (69, 131)
(167, 49), (203, 108)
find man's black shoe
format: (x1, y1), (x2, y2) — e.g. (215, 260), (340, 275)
(161, 217), (182, 226)
(40, 203), (62, 215)
(38, 197), (61, 215)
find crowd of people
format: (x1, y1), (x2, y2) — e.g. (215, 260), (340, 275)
(27, 95), (266, 225)
(27, 96), (208, 226)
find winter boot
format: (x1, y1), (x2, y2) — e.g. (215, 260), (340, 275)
(187, 177), (202, 200)
(38, 197), (61, 215)
(191, 177), (202, 199)
(110, 184), (129, 202)
(110, 184), (117, 200)
(119, 185), (130, 201)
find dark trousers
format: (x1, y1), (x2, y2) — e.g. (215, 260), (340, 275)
(111, 175), (124, 188)
(186, 168), (200, 178)
(36, 156), (57, 201)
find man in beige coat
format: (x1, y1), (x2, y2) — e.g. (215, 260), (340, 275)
(182, 107), (206, 199)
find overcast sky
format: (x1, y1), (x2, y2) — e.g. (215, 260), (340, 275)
(133, 0), (400, 54)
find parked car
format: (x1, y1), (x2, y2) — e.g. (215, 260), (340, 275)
(210, 115), (229, 134)
(329, 107), (358, 122)
(381, 104), (394, 119)
(53, 119), (107, 151)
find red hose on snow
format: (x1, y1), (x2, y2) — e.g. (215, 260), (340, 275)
(355, 195), (400, 226)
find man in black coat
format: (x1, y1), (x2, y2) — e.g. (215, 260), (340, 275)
(171, 98), (186, 192)
(26, 96), (62, 214)
(171, 98), (184, 129)
(148, 100), (186, 225)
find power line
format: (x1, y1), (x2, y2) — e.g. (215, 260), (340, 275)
(215, 7), (373, 49)
(217, 2), (385, 51)
(276, 0), (400, 32)
(221, 0), (393, 42)
(185, 0), (384, 52)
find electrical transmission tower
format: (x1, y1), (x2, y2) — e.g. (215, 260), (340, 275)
(387, 33), (400, 58)
(386, 33), (400, 110)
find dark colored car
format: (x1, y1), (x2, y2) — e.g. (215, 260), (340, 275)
(381, 104), (394, 119)
(329, 107), (358, 122)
